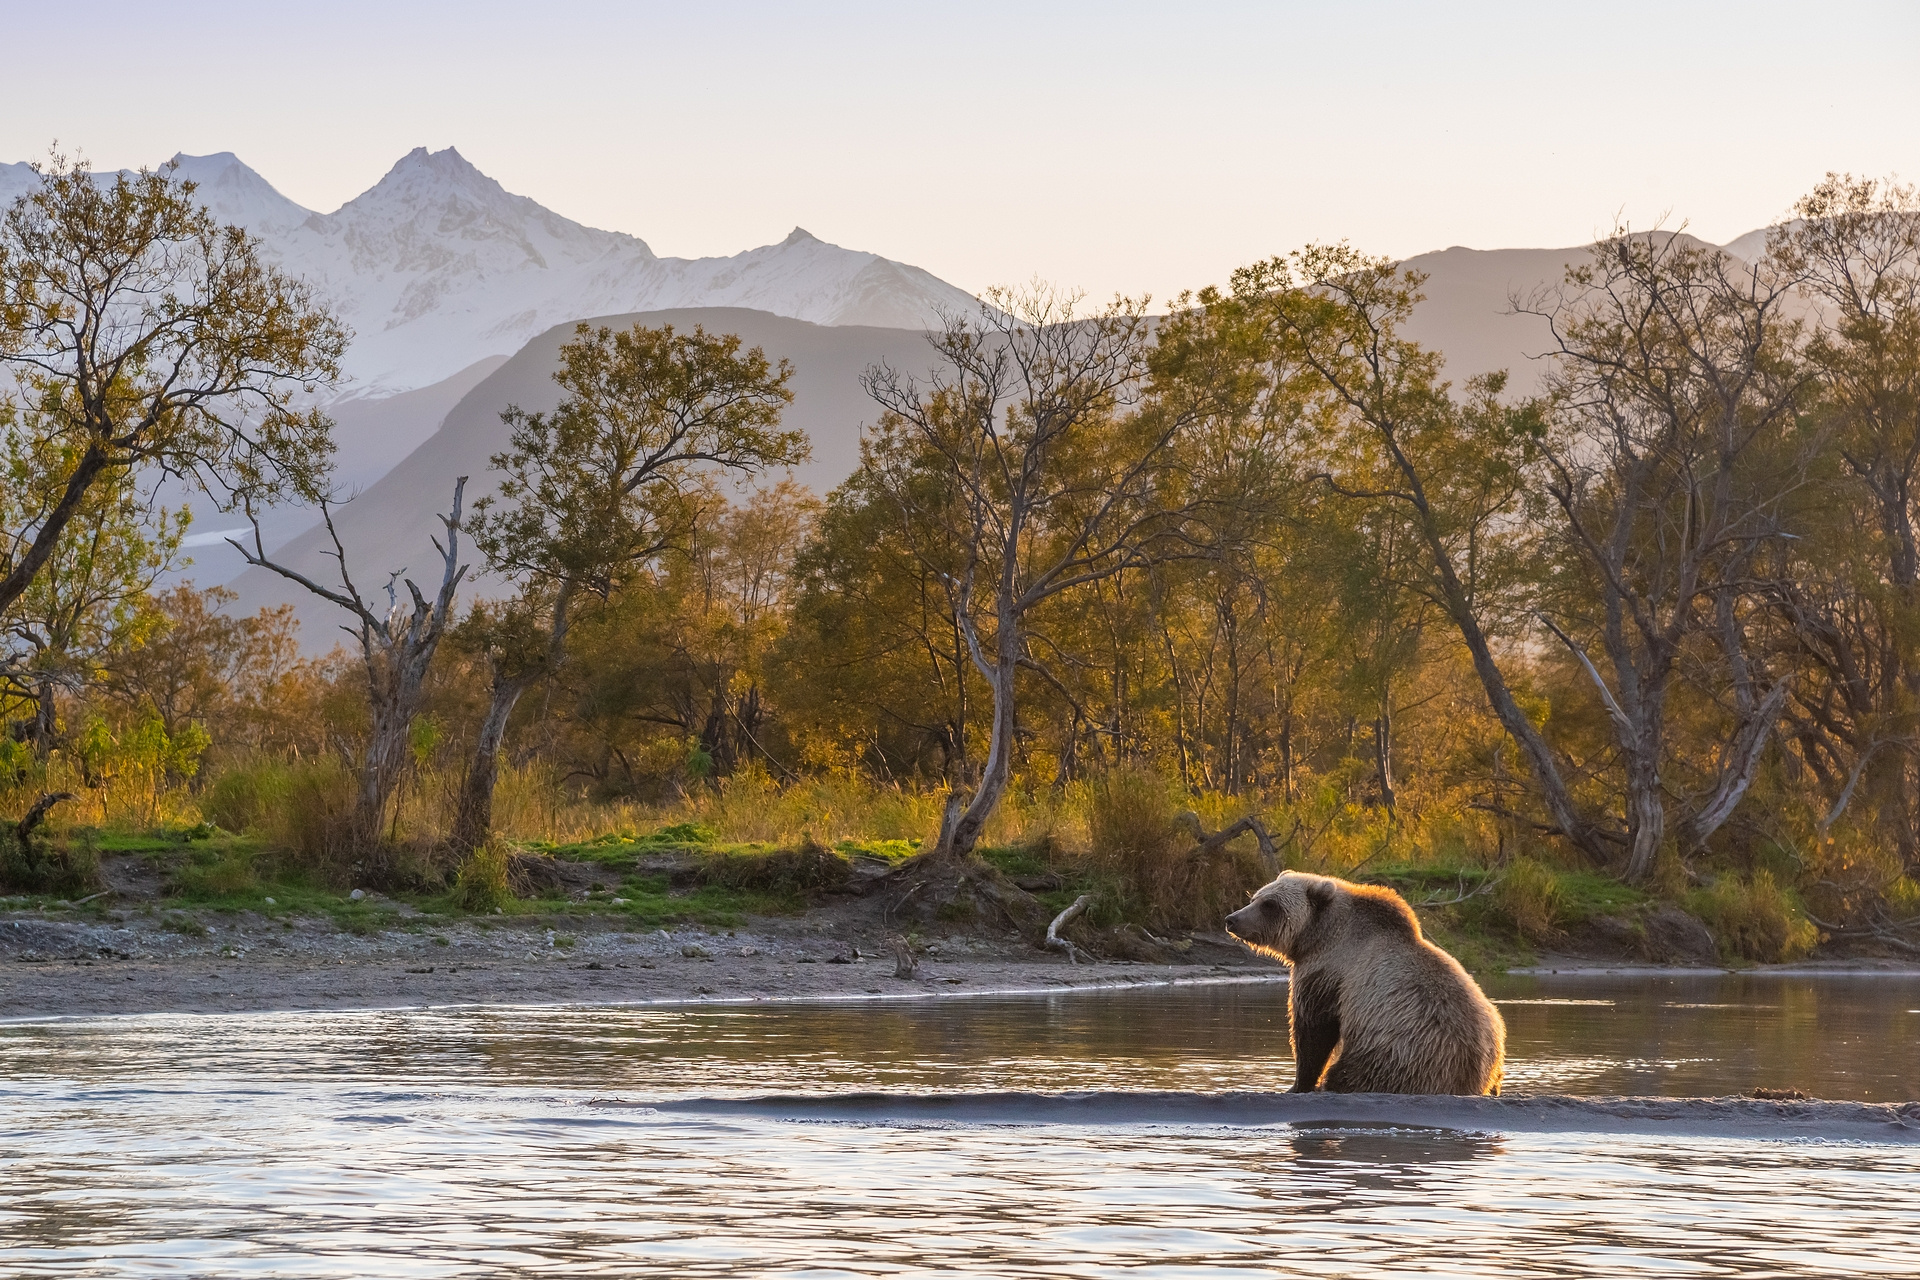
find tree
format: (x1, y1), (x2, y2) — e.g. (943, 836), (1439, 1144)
(1531, 230), (1815, 880)
(861, 287), (1213, 866)
(0, 407), (186, 750)
(1235, 247), (1589, 858)
(100, 583), (314, 754)
(550, 482), (820, 796)
(781, 461), (984, 782)
(1764, 175), (1920, 871)
(0, 154), (346, 617)
(233, 481), (468, 861)
(451, 321), (803, 851)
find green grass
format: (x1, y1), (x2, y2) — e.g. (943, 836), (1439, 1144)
(89, 823), (230, 855)
(1552, 870), (1651, 923)
(542, 831), (789, 871)
(976, 843), (1055, 878)
(835, 838), (919, 863)
(574, 872), (805, 927)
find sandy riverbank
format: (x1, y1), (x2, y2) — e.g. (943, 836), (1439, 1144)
(8, 897), (1917, 1020)
(0, 905), (1287, 1019)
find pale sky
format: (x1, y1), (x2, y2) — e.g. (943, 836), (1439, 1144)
(6, 1), (1916, 302)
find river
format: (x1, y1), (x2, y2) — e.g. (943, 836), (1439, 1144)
(2, 973), (1916, 1276)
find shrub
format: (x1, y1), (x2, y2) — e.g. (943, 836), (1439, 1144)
(451, 839), (514, 913)
(1085, 768), (1265, 932)
(700, 838), (849, 895)
(1688, 870), (1819, 963)
(1885, 876), (1920, 920)
(203, 758), (356, 878)
(169, 847), (260, 898)
(1088, 768), (1180, 882)
(651, 821), (717, 845)
(200, 763), (289, 835)
(0, 829), (102, 897)
(1491, 858), (1563, 942)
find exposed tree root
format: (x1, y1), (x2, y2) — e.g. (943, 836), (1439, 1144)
(874, 851), (1049, 939)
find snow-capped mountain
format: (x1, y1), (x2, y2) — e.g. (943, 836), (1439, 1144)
(0, 148), (980, 396)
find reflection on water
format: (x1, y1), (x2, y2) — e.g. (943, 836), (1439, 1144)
(1487, 972), (1920, 1100)
(1, 975), (1916, 1277)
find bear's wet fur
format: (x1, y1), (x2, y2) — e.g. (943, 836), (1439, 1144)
(1224, 871), (1505, 1096)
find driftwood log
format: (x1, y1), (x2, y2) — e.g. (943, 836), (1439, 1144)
(1045, 893), (1094, 964)
(1808, 912), (1920, 955)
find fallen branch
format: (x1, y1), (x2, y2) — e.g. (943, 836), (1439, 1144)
(1174, 811), (1284, 876)
(1807, 913), (1920, 955)
(1046, 893), (1094, 964)
(1420, 873), (1504, 908)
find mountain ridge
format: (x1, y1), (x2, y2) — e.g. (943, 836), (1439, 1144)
(0, 148), (981, 397)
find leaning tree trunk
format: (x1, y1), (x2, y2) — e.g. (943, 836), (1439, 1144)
(934, 641), (1017, 862)
(1622, 743), (1666, 884)
(30, 679), (57, 757)
(450, 583), (572, 855)
(14, 790), (73, 855)
(450, 673), (534, 853)
(879, 624), (1046, 939)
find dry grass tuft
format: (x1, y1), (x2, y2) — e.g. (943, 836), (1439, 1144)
(1689, 870), (1819, 963)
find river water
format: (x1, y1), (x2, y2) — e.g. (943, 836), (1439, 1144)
(2, 973), (1917, 1276)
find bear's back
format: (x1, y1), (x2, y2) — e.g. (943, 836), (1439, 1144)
(1312, 882), (1505, 1094)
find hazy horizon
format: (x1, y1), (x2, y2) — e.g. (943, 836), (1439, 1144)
(5, 1), (1917, 308)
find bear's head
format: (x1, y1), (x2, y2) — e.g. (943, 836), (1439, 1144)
(1224, 871), (1338, 962)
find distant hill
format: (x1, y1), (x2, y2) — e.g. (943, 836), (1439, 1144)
(0, 148), (981, 397)
(221, 236), (1777, 648)
(220, 308), (940, 645)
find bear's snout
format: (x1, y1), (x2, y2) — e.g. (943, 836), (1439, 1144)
(1224, 904), (1258, 941)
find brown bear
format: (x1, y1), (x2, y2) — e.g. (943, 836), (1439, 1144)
(1224, 871), (1505, 1095)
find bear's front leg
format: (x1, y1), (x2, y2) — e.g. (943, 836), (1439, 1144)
(1288, 969), (1341, 1092)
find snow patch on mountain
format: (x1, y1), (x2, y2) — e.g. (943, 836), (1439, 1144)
(0, 147), (980, 396)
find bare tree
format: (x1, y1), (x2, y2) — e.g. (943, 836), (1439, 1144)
(232, 480), (468, 859)
(1530, 230), (1815, 880)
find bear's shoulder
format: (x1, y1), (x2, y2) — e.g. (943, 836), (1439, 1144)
(1341, 882), (1421, 940)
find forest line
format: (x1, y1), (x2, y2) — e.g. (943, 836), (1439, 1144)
(4, 156), (1919, 962)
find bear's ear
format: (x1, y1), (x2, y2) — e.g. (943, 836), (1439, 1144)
(1306, 880), (1335, 914)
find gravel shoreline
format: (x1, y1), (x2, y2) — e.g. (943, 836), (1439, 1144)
(0, 906), (1285, 1019)
(7, 905), (1915, 1021)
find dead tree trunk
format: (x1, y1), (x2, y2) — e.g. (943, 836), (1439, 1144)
(1175, 810), (1282, 877)
(233, 479), (468, 861)
(14, 790), (73, 855)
